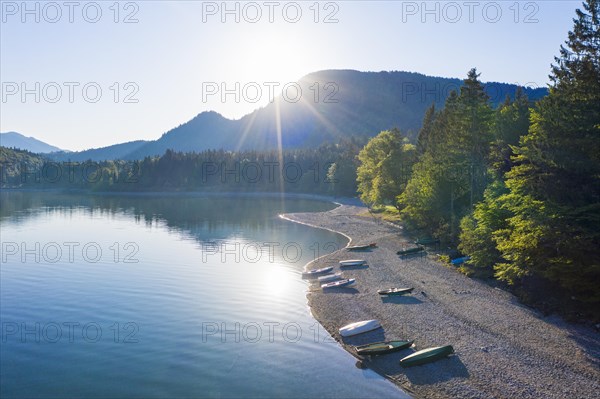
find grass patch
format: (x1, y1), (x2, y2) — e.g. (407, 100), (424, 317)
(358, 205), (402, 223)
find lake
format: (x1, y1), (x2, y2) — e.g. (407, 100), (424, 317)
(0, 191), (407, 398)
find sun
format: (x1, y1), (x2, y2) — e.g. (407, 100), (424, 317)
(237, 29), (312, 87)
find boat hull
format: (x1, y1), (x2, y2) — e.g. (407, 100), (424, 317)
(303, 266), (333, 276)
(396, 246), (425, 255)
(400, 345), (454, 367)
(339, 319), (381, 337)
(378, 287), (414, 296)
(321, 278), (355, 289)
(339, 259), (366, 267)
(355, 340), (413, 356)
(347, 243), (377, 251)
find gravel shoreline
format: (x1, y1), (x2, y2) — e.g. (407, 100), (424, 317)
(283, 201), (600, 399)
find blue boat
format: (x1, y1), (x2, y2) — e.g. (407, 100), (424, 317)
(451, 256), (471, 265)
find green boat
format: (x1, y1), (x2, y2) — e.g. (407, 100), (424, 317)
(415, 238), (440, 245)
(399, 345), (454, 367)
(396, 246), (425, 255)
(355, 340), (414, 356)
(377, 287), (414, 296)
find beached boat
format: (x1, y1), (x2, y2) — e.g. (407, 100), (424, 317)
(339, 259), (367, 267)
(451, 256), (471, 265)
(396, 246), (425, 255)
(399, 345), (454, 367)
(318, 272), (343, 283)
(347, 243), (377, 251)
(339, 319), (381, 337)
(355, 340), (414, 356)
(321, 278), (355, 289)
(415, 238), (440, 245)
(377, 287), (414, 296)
(302, 266), (334, 277)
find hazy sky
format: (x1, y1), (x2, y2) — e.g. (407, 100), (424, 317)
(1, 1), (581, 151)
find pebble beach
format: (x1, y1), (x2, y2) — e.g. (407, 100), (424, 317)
(284, 201), (600, 399)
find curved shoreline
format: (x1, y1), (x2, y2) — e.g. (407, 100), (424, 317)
(283, 202), (600, 399)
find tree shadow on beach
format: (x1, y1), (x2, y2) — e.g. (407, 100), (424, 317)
(401, 355), (470, 385)
(397, 252), (427, 260)
(381, 295), (423, 305)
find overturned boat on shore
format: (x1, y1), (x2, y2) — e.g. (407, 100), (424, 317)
(399, 345), (454, 367)
(377, 287), (414, 296)
(339, 319), (381, 337)
(355, 340), (413, 356)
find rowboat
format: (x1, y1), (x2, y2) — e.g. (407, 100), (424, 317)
(377, 287), (414, 296)
(451, 256), (471, 265)
(339, 319), (381, 337)
(321, 278), (355, 289)
(396, 246), (425, 255)
(347, 243), (377, 251)
(399, 345), (454, 367)
(339, 259), (367, 267)
(302, 266), (333, 277)
(355, 340), (414, 356)
(415, 238), (440, 245)
(318, 272), (343, 283)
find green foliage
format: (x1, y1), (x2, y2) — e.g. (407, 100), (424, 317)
(458, 180), (510, 278)
(356, 128), (416, 208)
(489, 0), (600, 303)
(399, 69), (494, 240)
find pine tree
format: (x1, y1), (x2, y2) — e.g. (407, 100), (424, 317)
(494, 0), (600, 302)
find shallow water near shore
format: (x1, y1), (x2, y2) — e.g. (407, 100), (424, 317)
(0, 191), (408, 398)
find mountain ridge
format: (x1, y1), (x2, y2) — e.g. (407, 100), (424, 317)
(36, 69), (547, 161)
(0, 132), (64, 154)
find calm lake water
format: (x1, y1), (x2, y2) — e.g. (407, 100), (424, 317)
(0, 192), (407, 398)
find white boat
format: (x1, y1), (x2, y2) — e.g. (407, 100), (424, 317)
(302, 266), (333, 277)
(339, 319), (381, 337)
(318, 272), (343, 283)
(321, 278), (355, 289)
(339, 259), (366, 267)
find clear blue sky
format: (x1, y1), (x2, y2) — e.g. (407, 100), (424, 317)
(0, 1), (581, 151)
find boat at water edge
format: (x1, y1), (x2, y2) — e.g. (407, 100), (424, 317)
(321, 278), (355, 289)
(302, 266), (334, 277)
(339, 319), (381, 337)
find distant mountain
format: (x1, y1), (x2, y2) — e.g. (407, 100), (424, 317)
(0, 132), (63, 153)
(54, 70), (550, 161)
(49, 140), (149, 162)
